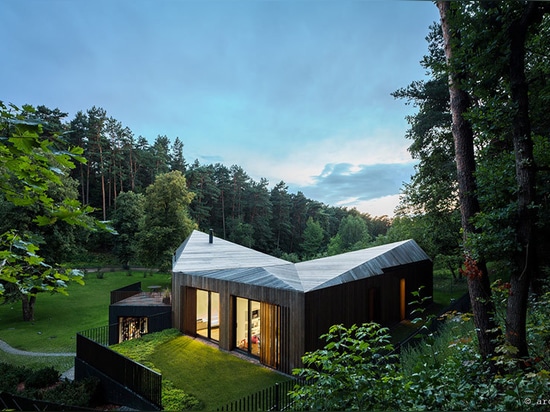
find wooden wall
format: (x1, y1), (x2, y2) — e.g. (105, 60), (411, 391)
(304, 260), (433, 352)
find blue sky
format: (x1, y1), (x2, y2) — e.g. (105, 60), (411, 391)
(3, 0), (440, 217)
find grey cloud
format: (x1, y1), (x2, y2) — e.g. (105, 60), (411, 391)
(297, 162), (416, 205)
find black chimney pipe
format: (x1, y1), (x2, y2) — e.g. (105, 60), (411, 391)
(209, 229), (213, 244)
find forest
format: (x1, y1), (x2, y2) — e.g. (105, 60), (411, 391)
(0, 103), (393, 272)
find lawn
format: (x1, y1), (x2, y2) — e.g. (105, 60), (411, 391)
(112, 329), (291, 410)
(0, 270), (171, 357)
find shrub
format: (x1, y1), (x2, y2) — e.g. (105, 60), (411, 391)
(25, 366), (60, 389)
(290, 323), (402, 411)
(40, 377), (102, 407)
(0, 363), (27, 392)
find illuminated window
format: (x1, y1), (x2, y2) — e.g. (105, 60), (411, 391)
(196, 289), (219, 341)
(235, 297), (261, 357)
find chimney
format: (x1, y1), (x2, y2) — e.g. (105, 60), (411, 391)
(209, 229), (214, 244)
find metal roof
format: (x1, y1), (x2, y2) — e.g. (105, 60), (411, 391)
(172, 230), (431, 293)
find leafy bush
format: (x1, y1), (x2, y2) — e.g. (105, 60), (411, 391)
(290, 323), (403, 411)
(0, 362), (102, 408)
(0, 363), (27, 392)
(291, 299), (550, 412)
(25, 366), (60, 389)
(40, 377), (102, 407)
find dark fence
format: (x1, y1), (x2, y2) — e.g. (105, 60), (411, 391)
(218, 379), (303, 411)
(110, 282), (142, 304)
(79, 324), (114, 346)
(76, 329), (162, 409)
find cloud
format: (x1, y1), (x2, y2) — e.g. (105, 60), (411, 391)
(298, 162), (415, 202)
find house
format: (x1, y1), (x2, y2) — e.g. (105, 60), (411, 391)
(171, 230), (433, 374)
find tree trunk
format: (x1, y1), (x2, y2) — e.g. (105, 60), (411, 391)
(437, 1), (500, 360)
(21, 295), (36, 321)
(505, 3), (544, 358)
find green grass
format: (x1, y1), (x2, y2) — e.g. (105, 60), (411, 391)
(0, 352), (74, 372)
(113, 329), (290, 411)
(0, 270), (171, 355)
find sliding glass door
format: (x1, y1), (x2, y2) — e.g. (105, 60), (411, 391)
(235, 297), (261, 356)
(196, 289), (219, 341)
(234, 297), (280, 368)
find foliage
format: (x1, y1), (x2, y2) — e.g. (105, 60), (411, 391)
(24, 366), (60, 389)
(111, 191), (145, 267)
(292, 296), (550, 411)
(301, 217), (324, 259)
(39, 377), (102, 407)
(290, 323), (402, 411)
(0, 362), (101, 408)
(0, 102), (113, 322)
(0, 231), (85, 300)
(137, 171), (196, 271)
(162, 379), (203, 411)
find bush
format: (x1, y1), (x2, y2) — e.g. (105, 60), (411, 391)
(0, 362), (102, 408)
(25, 366), (60, 389)
(0, 363), (27, 392)
(40, 377), (102, 407)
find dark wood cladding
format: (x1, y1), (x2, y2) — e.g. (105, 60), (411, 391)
(304, 260), (433, 353)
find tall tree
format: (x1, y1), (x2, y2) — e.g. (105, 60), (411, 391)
(301, 217), (324, 259)
(437, 1), (500, 360)
(269, 181), (292, 253)
(111, 191), (145, 268)
(170, 136), (186, 173)
(137, 171), (196, 271)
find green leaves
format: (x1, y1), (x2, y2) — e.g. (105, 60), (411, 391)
(291, 323), (401, 411)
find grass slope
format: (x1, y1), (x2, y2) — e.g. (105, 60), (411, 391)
(149, 335), (290, 410)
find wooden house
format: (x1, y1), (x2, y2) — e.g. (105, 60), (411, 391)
(172, 230), (432, 374)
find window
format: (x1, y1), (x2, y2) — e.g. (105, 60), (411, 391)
(119, 316), (148, 343)
(196, 289), (220, 341)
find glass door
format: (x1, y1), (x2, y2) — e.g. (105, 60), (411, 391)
(196, 289), (220, 341)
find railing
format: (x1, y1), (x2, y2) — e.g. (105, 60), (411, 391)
(76, 329), (162, 409)
(218, 379), (303, 411)
(79, 324), (114, 346)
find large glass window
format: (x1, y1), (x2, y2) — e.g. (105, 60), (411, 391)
(196, 290), (219, 341)
(235, 297), (261, 357)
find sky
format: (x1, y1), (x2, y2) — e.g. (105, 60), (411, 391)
(3, 0), (440, 217)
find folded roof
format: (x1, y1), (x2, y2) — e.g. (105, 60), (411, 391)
(172, 230), (431, 293)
